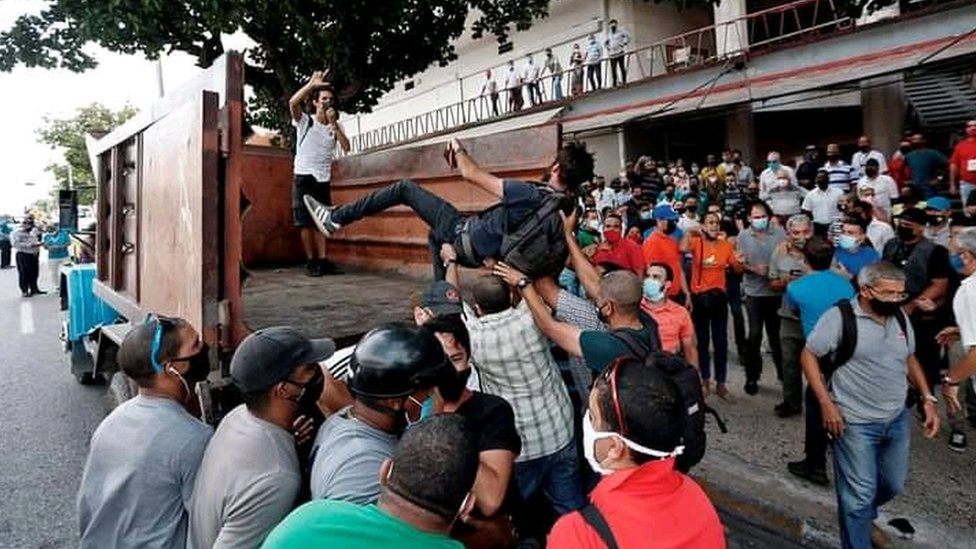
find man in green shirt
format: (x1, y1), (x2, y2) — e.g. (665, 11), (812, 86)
(262, 415), (478, 549)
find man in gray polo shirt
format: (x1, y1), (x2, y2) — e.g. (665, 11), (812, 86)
(801, 262), (940, 549)
(735, 200), (786, 395)
(78, 316), (212, 549)
(187, 327), (334, 549)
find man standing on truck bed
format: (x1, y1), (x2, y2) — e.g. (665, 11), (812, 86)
(304, 139), (594, 280)
(289, 70), (351, 277)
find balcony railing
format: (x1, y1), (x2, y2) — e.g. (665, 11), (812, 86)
(349, 0), (938, 153)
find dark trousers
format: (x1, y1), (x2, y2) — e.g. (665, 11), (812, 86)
(780, 316), (805, 409)
(526, 82), (542, 105)
(909, 312), (948, 391)
(692, 290), (729, 384)
(15, 251), (40, 294)
(745, 295), (784, 383)
(331, 180), (464, 280)
(609, 55), (626, 86)
(726, 270), (746, 352)
(0, 240), (10, 268)
(803, 386), (828, 470)
(586, 64), (601, 90)
(489, 93), (499, 116)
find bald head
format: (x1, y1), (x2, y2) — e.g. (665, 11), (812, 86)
(599, 271), (642, 316)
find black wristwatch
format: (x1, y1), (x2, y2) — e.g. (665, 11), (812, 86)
(943, 374), (961, 387)
(516, 277), (531, 290)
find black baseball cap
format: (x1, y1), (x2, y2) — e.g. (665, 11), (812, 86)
(231, 327), (335, 393)
(421, 281), (463, 317)
(896, 207), (929, 225)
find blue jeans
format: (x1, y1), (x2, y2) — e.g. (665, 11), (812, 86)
(551, 75), (563, 100)
(832, 408), (910, 549)
(514, 439), (586, 517)
(692, 290), (728, 383)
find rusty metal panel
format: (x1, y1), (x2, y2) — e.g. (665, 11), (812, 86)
(136, 92), (220, 333)
(328, 124), (560, 275)
(239, 146), (305, 267)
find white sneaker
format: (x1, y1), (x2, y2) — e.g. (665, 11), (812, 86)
(304, 195), (340, 236)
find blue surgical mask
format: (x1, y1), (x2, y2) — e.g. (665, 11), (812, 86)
(751, 217), (769, 231)
(837, 235), (859, 251)
(406, 395), (435, 428)
(767, 161), (781, 171)
(642, 278), (665, 302)
(950, 253), (966, 273)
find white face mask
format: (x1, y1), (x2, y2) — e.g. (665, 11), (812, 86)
(581, 410), (684, 475)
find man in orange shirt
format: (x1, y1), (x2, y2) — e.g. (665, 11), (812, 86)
(638, 263), (697, 368)
(547, 356), (725, 549)
(592, 213), (645, 275)
(642, 205), (689, 303)
(684, 212), (739, 398)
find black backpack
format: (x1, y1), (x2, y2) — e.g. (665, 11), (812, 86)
(498, 191), (574, 279)
(819, 299), (909, 380)
(610, 331), (727, 473)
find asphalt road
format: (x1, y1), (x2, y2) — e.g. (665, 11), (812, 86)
(0, 265), (111, 549)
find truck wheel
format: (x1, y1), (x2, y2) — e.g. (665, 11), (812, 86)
(75, 372), (99, 385)
(70, 342), (99, 385)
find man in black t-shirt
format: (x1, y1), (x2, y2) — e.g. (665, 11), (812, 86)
(304, 139), (594, 280)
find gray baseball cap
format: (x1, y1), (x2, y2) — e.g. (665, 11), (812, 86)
(231, 327), (335, 393)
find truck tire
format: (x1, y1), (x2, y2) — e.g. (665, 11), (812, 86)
(70, 342), (100, 385)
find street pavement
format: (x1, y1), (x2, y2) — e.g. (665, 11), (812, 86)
(0, 264), (111, 549)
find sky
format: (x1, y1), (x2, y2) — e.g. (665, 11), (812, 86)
(0, 1), (203, 216)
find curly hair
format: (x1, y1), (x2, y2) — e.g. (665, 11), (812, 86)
(556, 141), (595, 195)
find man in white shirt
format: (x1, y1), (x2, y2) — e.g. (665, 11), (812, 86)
(604, 19), (631, 87)
(759, 151), (797, 200)
(585, 34), (603, 91)
(855, 158), (898, 219)
(288, 71), (351, 277)
(941, 227), (976, 451)
(480, 69), (499, 116)
(504, 60), (523, 112)
(523, 54), (542, 106)
(592, 177), (616, 212)
(802, 168), (844, 236)
(850, 136), (889, 178)
(851, 199), (894, 255)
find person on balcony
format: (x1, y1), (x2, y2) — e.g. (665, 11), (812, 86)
(605, 19), (631, 87)
(504, 59), (523, 112)
(479, 69), (499, 117)
(523, 54), (543, 107)
(288, 71), (351, 277)
(544, 48), (564, 101)
(303, 139), (594, 281)
(585, 34), (603, 91)
(569, 43), (585, 96)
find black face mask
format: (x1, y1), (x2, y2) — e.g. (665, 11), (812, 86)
(183, 343), (211, 383)
(816, 180), (829, 190)
(896, 225), (917, 242)
(859, 145), (870, 153)
(664, 220), (677, 234)
(869, 298), (903, 317)
(438, 368), (472, 403)
(827, 154), (840, 162)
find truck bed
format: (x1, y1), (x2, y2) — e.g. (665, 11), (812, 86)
(242, 267), (423, 347)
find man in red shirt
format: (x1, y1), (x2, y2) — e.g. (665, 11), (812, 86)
(592, 213), (645, 276)
(641, 205), (689, 302)
(950, 119), (976, 205)
(548, 356), (725, 549)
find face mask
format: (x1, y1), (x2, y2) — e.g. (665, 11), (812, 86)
(657, 167), (667, 175)
(642, 278), (665, 302)
(866, 169), (878, 178)
(640, 211), (653, 221)
(837, 234), (859, 251)
(767, 161), (781, 171)
(585, 219), (600, 231)
(664, 220), (677, 235)
(751, 217), (769, 231)
(827, 154), (840, 162)
(685, 205), (697, 214)
(405, 394), (435, 428)
(868, 297), (903, 317)
(897, 225), (916, 241)
(581, 410), (682, 476)
(604, 229), (621, 244)
(950, 253), (966, 273)
(184, 343), (211, 383)
(816, 180), (829, 190)
(792, 237), (808, 250)
(899, 146), (911, 154)
(930, 215), (945, 226)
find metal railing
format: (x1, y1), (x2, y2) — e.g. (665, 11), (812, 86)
(349, 0), (931, 153)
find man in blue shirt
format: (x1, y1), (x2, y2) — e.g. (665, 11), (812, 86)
(833, 216), (879, 283)
(43, 225), (72, 292)
(785, 236), (855, 486)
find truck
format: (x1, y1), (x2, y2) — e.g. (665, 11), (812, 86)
(72, 52), (561, 420)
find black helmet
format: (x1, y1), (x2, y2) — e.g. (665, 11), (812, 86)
(348, 324), (451, 400)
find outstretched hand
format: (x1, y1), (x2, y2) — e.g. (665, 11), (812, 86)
(310, 68), (332, 85)
(492, 262), (526, 287)
(440, 243), (458, 265)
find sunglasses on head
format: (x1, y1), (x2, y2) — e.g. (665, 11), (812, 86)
(145, 314), (178, 373)
(601, 359), (629, 436)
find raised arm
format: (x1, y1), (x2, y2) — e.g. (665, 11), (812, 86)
(450, 139), (504, 198)
(493, 263), (584, 357)
(289, 70), (328, 123)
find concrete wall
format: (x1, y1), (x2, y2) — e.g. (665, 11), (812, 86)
(861, 75), (906, 157)
(579, 128), (625, 181)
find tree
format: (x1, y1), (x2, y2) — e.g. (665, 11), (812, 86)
(36, 103), (137, 205)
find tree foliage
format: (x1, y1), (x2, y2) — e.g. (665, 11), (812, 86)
(37, 103), (137, 205)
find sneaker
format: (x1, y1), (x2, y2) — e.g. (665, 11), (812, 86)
(774, 402), (802, 418)
(787, 459), (829, 486)
(306, 261), (324, 277)
(317, 258), (343, 275)
(304, 195), (340, 236)
(744, 380), (758, 395)
(949, 429), (967, 453)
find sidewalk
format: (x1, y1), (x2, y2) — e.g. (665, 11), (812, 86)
(692, 348), (976, 547)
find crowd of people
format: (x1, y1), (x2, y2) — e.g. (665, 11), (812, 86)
(76, 71), (976, 549)
(6, 214), (71, 297)
(479, 20), (632, 116)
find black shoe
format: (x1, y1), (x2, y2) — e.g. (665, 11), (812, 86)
(32, 288), (47, 295)
(306, 261), (324, 277)
(744, 381), (758, 395)
(21, 291), (30, 298)
(787, 459), (829, 486)
(317, 258), (343, 275)
(774, 402), (802, 418)
(949, 429), (967, 453)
